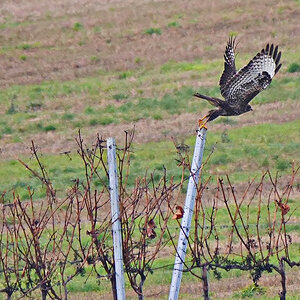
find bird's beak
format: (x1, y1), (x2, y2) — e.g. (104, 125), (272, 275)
(250, 108), (253, 111)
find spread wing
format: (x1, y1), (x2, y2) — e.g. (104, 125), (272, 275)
(222, 43), (282, 106)
(219, 36), (237, 97)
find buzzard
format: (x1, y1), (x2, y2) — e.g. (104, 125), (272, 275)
(195, 36), (282, 128)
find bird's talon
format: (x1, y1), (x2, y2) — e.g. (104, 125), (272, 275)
(198, 116), (209, 130)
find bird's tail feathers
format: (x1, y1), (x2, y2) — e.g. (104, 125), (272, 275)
(194, 93), (222, 107)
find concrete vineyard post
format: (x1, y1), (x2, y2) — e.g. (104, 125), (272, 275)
(169, 128), (207, 300)
(107, 138), (126, 300)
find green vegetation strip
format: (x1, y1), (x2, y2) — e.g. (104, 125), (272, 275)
(1, 120), (299, 201)
(1, 54), (300, 139)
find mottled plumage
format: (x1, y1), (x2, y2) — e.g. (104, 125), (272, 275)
(195, 37), (282, 124)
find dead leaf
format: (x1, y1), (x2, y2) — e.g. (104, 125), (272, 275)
(172, 205), (184, 220)
(279, 203), (290, 215)
(146, 219), (156, 239)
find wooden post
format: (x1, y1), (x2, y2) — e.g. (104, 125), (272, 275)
(168, 128), (207, 300)
(107, 138), (126, 300)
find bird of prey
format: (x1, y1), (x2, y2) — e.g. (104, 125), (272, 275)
(195, 36), (282, 128)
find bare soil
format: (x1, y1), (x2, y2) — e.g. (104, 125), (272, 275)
(0, 0), (299, 87)
(67, 269), (300, 299)
(0, 1), (300, 298)
(0, 0), (300, 158)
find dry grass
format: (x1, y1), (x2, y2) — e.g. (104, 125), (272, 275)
(0, 0), (299, 86)
(0, 1), (300, 298)
(66, 270), (300, 299)
(1, 99), (299, 160)
(0, 0), (299, 157)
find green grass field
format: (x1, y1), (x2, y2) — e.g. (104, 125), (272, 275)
(0, 0), (300, 298)
(1, 57), (300, 140)
(1, 119), (299, 202)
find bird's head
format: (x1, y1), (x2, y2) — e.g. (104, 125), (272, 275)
(246, 105), (253, 112)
